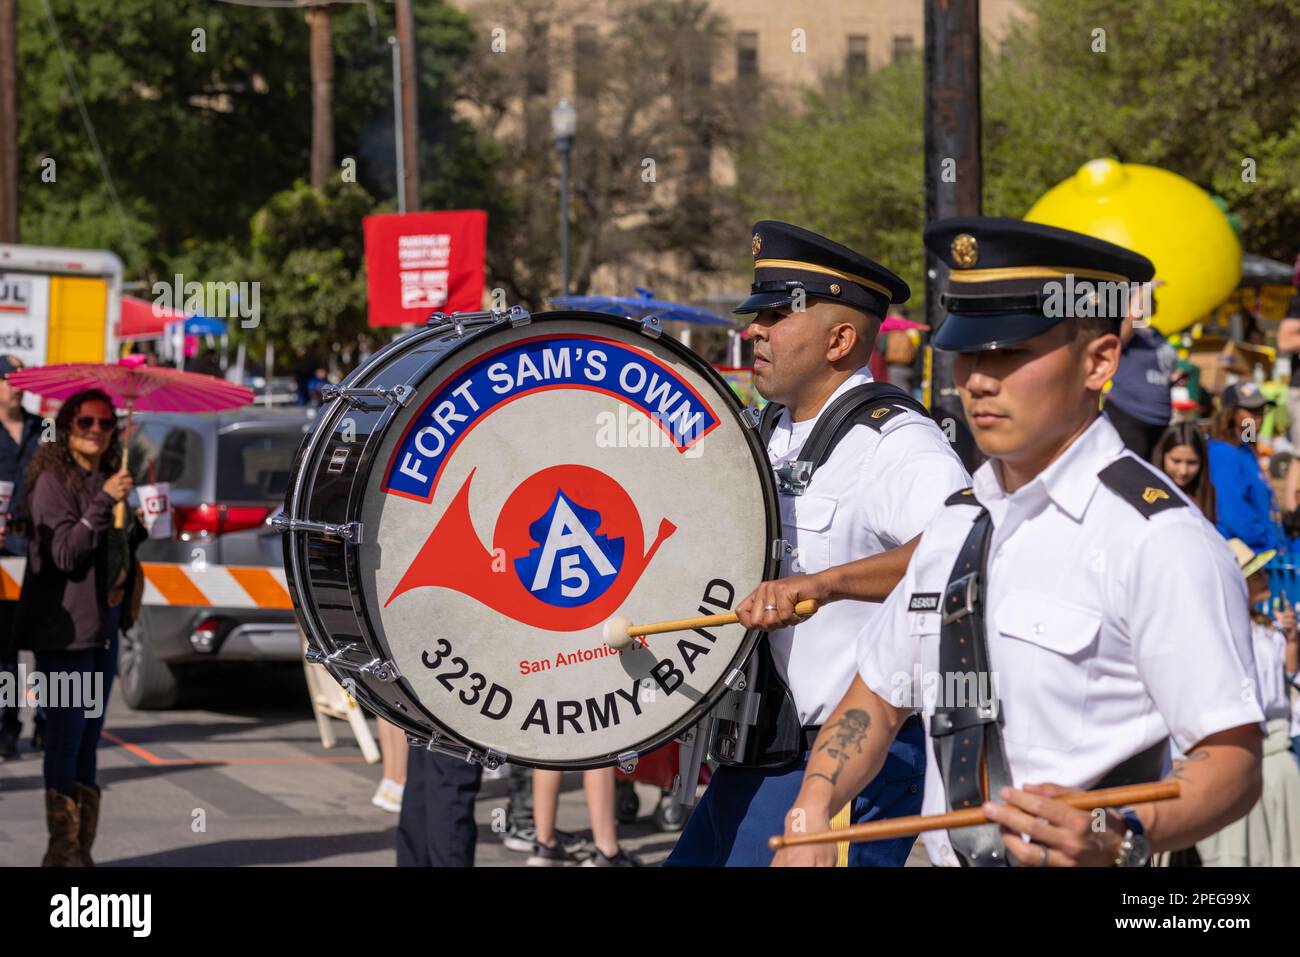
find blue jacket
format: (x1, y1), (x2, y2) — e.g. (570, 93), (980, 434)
(1207, 438), (1284, 552)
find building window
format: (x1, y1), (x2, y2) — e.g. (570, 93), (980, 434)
(892, 34), (914, 63)
(847, 34), (868, 76)
(736, 31), (758, 79)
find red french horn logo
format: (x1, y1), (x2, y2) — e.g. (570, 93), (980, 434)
(386, 464), (676, 632)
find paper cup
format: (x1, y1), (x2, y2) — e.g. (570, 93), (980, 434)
(138, 483), (172, 539)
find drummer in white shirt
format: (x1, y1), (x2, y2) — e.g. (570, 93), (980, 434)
(774, 217), (1265, 867)
(665, 221), (970, 867)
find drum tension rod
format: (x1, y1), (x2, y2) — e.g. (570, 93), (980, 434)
(425, 305), (531, 334)
(406, 733), (508, 771)
(270, 514), (364, 545)
(320, 384), (414, 409)
(304, 642), (401, 682)
(639, 315), (663, 339)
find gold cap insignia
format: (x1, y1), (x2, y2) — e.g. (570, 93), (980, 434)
(951, 233), (979, 268)
(870, 407), (891, 419)
(829, 282), (841, 294)
(1141, 487), (1169, 505)
(751, 233), (762, 257)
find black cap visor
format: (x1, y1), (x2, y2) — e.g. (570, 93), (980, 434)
(932, 310), (1078, 353)
(733, 290), (797, 315)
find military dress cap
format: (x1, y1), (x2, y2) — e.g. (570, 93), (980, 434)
(925, 216), (1155, 352)
(734, 221), (910, 317)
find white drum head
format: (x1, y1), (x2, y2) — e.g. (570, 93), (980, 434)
(358, 315), (772, 767)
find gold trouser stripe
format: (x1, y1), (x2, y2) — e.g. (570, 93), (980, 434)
(753, 258), (894, 300)
(947, 265), (1131, 284)
(831, 802), (852, 867)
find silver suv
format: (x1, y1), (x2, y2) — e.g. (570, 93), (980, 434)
(119, 407), (317, 708)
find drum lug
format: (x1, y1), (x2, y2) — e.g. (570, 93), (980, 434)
(362, 658), (402, 683)
(638, 315), (663, 339)
(616, 750), (639, 774)
(740, 406), (762, 429)
(507, 305), (531, 327)
(320, 384), (414, 409)
(770, 538), (794, 562)
(478, 747), (507, 771)
(271, 514), (364, 545)
(724, 667), (748, 691)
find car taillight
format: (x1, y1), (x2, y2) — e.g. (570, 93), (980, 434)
(174, 504), (274, 540)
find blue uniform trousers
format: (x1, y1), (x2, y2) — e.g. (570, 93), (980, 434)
(665, 717), (925, 867)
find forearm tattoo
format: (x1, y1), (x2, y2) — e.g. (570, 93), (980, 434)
(806, 709), (871, 788)
(1169, 749), (1209, 782)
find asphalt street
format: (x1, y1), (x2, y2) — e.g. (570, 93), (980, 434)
(0, 659), (681, 867)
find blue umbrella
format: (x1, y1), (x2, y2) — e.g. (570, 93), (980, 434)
(182, 315), (227, 336)
(548, 288), (735, 326)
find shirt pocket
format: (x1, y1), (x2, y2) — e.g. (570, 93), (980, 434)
(780, 493), (837, 575)
(994, 589), (1102, 752)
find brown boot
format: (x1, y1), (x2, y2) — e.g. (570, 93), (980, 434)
(74, 783), (100, 867)
(42, 789), (82, 867)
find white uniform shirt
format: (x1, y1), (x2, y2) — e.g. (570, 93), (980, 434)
(766, 367), (970, 726)
(1250, 621), (1293, 724)
(856, 415), (1264, 866)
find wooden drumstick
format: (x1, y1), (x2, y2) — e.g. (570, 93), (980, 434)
(603, 599), (820, 650)
(767, 780), (1179, 850)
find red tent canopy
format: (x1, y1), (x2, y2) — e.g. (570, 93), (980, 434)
(117, 294), (185, 341)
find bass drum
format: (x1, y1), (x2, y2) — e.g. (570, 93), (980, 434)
(278, 308), (778, 771)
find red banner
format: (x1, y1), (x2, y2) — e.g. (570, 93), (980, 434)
(363, 210), (487, 326)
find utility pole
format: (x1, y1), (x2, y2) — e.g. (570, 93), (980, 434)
(0, 0), (18, 242)
(395, 0), (420, 210)
(306, 3), (334, 189)
(924, 0), (982, 470)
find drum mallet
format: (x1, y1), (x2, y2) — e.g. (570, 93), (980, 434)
(603, 599), (820, 650)
(767, 780), (1180, 850)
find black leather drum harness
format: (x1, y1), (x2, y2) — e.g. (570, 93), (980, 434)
(710, 383), (930, 769)
(938, 489), (1167, 866)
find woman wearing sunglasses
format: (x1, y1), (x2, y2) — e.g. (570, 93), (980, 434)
(14, 388), (146, 866)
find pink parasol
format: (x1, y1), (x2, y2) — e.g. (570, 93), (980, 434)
(7, 354), (254, 413)
(8, 356), (254, 526)
(880, 316), (929, 333)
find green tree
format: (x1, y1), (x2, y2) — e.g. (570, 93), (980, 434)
(739, 0), (1300, 308)
(240, 179), (376, 368)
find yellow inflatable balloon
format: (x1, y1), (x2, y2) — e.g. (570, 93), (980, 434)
(1025, 158), (1241, 334)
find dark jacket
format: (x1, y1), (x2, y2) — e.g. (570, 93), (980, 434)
(0, 410), (43, 556)
(15, 466), (144, 653)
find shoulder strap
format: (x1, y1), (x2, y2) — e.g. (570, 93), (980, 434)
(1098, 457), (1186, 519)
(762, 383), (932, 495)
(802, 383), (931, 468)
(757, 399), (785, 446)
(946, 487), (979, 507)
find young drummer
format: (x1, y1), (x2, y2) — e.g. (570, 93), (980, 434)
(775, 218), (1264, 867)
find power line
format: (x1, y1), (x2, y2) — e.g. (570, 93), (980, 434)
(40, 0), (133, 242)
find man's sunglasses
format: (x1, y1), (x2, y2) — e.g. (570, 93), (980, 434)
(74, 416), (116, 432)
